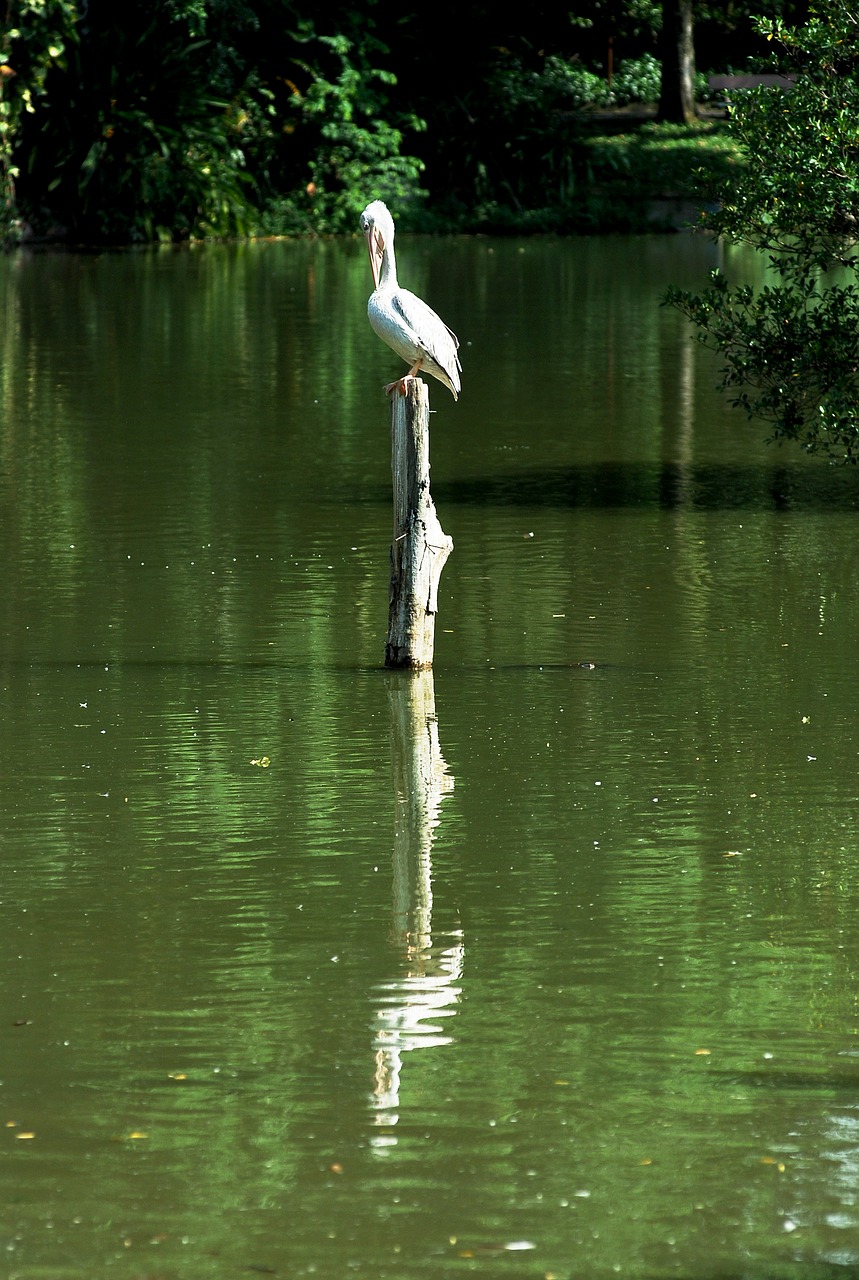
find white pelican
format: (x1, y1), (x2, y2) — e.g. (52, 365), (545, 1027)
(360, 200), (461, 401)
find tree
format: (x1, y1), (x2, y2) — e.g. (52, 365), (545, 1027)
(8, 0), (269, 241)
(665, 1), (859, 463)
(3, 0), (425, 242)
(657, 0), (696, 123)
(260, 23), (426, 235)
(0, 0), (78, 240)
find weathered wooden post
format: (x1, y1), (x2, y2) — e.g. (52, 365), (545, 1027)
(385, 378), (453, 669)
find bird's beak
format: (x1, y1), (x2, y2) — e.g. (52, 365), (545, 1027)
(365, 224), (384, 289)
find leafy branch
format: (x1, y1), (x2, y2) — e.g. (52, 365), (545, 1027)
(665, 1), (859, 463)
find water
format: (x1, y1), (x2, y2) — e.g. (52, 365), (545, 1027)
(2, 233), (859, 1279)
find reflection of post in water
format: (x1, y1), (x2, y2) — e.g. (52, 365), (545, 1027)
(370, 670), (462, 1141)
(388, 669), (453, 949)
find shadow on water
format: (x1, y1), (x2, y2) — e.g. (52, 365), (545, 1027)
(709, 1069), (859, 1094)
(426, 461), (859, 512)
(642, 1273), (859, 1280)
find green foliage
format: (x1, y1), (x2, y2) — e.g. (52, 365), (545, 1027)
(609, 52), (662, 104)
(566, 0), (661, 40)
(261, 29), (425, 236)
(464, 50), (672, 217)
(0, 0), (836, 243)
(0, 0), (78, 241)
(673, 269), (859, 460)
(488, 50), (663, 120)
(488, 53), (605, 123)
(666, 1), (859, 463)
(535, 56), (610, 111)
(444, 122), (739, 235)
(587, 120), (741, 196)
(5, 2), (424, 243)
(9, 1), (271, 242)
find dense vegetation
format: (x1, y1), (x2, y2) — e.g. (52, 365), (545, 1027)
(1, 0), (807, 244)
(666, 2), (859, 463)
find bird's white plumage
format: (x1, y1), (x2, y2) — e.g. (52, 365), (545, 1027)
(360, 200), (461, 400)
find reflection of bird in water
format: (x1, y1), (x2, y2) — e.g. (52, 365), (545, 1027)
(360, 200), (462, 401)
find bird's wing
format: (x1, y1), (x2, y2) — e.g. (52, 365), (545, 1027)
(392, 288), (460, 369)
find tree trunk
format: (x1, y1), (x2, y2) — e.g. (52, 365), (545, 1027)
(657, 0), (697, 124)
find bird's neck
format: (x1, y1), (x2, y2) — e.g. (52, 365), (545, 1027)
(379, 242), (398, 289)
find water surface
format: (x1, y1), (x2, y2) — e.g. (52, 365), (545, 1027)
(2, 233), (859, 1279)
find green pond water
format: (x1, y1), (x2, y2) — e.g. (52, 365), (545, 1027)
(1, 232), (859, 1280)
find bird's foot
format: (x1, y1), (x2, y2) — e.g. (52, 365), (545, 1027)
(384, 375), (415, 398)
